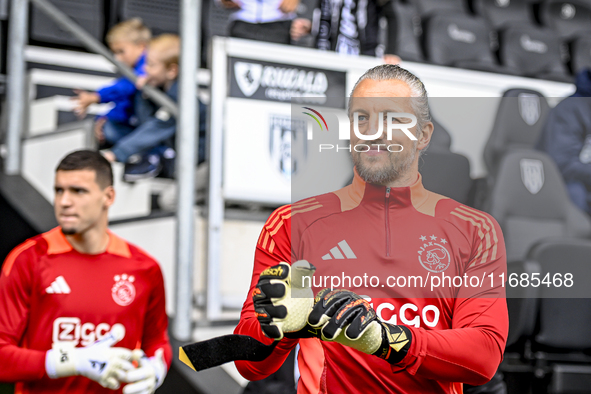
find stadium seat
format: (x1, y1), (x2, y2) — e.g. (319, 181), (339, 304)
(408, 0), (466, 16)
(383, 1), (424, 62)
(472, 0), (534, 30)
(419, 150), (472, 203)
(498, 24), (571, 81)
(419, 116), (473, 205)
(531, 239), (591, 350)
(547, 364), (591, 393)
(422, 14), (501, 72)
(525, 239), (591, 387)
(539, 0), (591, 39)
(505, 260), (540, 348)
(569, 34), (591, 74)
(419, 149), (472, 205)
(483, 88), (550, 174)
(503, 238), (591, 389)
(120, 0), (180, 35)
(421, 116), (467, 198)
(30, 0), (104, 47)
(486, 149), (591, 263)
(429, 117), (452, 151)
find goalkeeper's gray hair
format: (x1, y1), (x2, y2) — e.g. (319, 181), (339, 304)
(348, 64), (431, 140)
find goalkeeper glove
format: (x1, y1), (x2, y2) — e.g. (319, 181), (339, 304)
(120, 348), (167, 394)
(253, 260), (317, 340)
(45, 325), (134, 389)
(308, 288), (412, 365)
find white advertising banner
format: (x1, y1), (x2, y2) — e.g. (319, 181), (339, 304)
(224, 98), (355, 204)
(223, 98), (292, 204)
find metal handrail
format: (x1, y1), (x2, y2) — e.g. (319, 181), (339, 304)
(6, 0), (199, 340)
(30, 0), (179, 117)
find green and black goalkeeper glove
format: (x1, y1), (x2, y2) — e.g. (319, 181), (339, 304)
(253, 261), (318, 340)
(308, 288), (412, 365)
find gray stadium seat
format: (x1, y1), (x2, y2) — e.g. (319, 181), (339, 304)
(531, 239), (591, 350)
(472, 0), (534, 30)
(120, 0), (180, 34)
(483, 88), (550, 174)
(539, 0), (591, 39)
(419, 150), (472, 205)
(548, 364), (591, 394)
(526, 238), (591, 388)
(383, 1), (424, 62)
(487, 150), (591, 373)
(500, 238), (591, 391)
(423, 14), (501, 72)
(498, 24), (571, 81)
(429, 117), (452, 151)
(486, 149), (591, 263)
(505, 260), (540, 348)
(419, 117), (473, 205)
(30, 0), (104, 47)
(408, 0), (466, 16)
(569, 35), (591, 74)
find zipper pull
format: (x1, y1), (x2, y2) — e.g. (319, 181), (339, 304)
(386, 187), (391, 198)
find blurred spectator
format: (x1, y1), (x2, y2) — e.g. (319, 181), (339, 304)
(290, 0), (400, 62)
(218, 0), (298, 44)
(537, 68), (591, 215)
(73, 18), (151, 147)
(101, 34), (207, 182)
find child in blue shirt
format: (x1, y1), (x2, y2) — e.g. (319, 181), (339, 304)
(73, 18), (151, 147)
(102, 34), (207, 181)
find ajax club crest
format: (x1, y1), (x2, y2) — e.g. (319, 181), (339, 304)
(112, 274), (136, 306)
(417, 235), (451, 273)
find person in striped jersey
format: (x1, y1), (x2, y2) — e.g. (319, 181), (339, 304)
(235, 64), (508, 394)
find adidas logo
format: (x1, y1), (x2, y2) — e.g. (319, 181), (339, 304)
(46, 276), (71, 294)
(322, 240), (357, 260)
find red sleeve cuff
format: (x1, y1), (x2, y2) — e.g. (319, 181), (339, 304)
(389, 326), (425, 375)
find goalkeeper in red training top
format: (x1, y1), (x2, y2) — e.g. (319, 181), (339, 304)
(0, 150), (172, 394)
(235, 64), (508, 393)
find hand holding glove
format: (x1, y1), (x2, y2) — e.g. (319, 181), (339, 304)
(253, 260), (317, 340)
(309, 288), (412, 365)
(119, 348), (167, 394)
(45, 325), (133, 389)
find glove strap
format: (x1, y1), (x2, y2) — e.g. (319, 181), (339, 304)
(372, 323), (412, 365)
(284, 323), (322, 339)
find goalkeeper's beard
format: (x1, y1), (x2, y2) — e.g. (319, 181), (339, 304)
(352, 140), (417, 185)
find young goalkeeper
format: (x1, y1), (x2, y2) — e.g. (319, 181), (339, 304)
(0, 150), (172, 393)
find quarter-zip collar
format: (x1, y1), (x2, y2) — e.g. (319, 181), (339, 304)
(348, 167), (428, 211)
